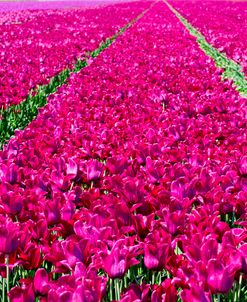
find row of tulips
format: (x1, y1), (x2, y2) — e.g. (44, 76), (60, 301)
(170, 0), (247, 76)
(0, 1), (153, 149)
(0, 0), (247, 301)
(0, 1), (127, 13)
(0, 1), (151, 109)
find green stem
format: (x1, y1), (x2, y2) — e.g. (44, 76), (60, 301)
(152, 271), (155, 285)
(234, 280), (238, 302)
(225, 213), (229, 224)
(2, 276), (5, 302)
(237, 274), (243, 302)
(114, 279), (120, 301)
(124, 274), (127, 288)
(218, 293), (221, 302)
(167, 270), (170, 279)
(119, 279), (123, 296)
(6, 255), (9, 302)
(127, 269), (131, 280)
(157, 271), (162, 284)
(109, 278), (113, 301)
(137, 265), (141, 276)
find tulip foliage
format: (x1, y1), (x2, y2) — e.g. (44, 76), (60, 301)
(0, 1), (247, 302)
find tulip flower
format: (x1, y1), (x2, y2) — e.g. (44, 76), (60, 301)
(207, 259), (234, 293)
(0, 1), (246, 300)
(180, 286), (211, 302)
(120, 283), (150, 302)
(0, 219), (19, 254)
(86, 159), (104, 182)
(33, 268), (49, 296)
(9, 278), (35, 302)
(144, 228), (172, 271)
(151, 279), (177, 302)
(239, 156), (247, 176)
(170, 1), (247, 75)
(101, 239), (139, 278)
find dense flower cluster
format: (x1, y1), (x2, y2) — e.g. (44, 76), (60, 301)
(0, 1), (131, 13)
(0, 1), (150, 108)
(171, 0), (247, 75)
(0, 1), (246, 301)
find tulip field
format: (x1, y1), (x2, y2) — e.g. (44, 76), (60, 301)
(0, 0), (247, 301)
(170, 0), (247, 76)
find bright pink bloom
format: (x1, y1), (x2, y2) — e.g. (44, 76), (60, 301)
(101, 239), (140, 278)
(181, 286), (211, 302)
(86, 159), (104, 182)
(33, 268), (49, 296)
(0, 219), (19, 254)
(207, 259), (234, 293)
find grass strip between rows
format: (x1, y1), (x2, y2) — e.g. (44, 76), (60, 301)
(0, 1), (156, 150)
(164, 0), (247, 99)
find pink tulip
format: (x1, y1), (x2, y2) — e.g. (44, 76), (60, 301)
(9, 279), (35, 302)
(86, 159), (104, 182)
(120, 283), (150, 302)
(0, 219), (19, 254)
(181, 286), (211, 302)
(170, 1), (247, 75)
(101, 239), (139, 278)
(33, 268), (49, 296)
(61, 237), (92, 268)
(0, 0), (246, 300)
(239, 156), (247, 176)
(144, 228), (172, 271)
(151, 279), (177, 302)
(207, 259), (234, 293)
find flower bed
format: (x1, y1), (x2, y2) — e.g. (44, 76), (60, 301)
(0, 1), (246, 301)
(170, 0), (247, 76)
(0, 1), (151, 108)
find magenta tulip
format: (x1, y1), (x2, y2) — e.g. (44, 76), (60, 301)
(181, 286), (211, 302)
(34, 268), (49, 296)
(0, 219), (19, 254)
(207, 259), (234, 293)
